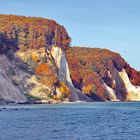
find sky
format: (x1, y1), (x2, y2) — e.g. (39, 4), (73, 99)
(0, 0), (140, 70)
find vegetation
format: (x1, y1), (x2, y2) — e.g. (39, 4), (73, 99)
(1, 14), (140, 102)
(52, 82), (70, 101)
(66, 47), (140, 100)
(59, 82), (70, 97)
(35, 63), (58, 87)
(0, 14), (71, 53)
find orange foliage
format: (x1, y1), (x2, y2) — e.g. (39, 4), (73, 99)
(0, 14), (71, 53)
(53, 95), (59, 100)
(66, 47), (140, 100)
(35, 63), (49, 75)
(59, 82), (70, 96)
(35, 63), (58, 86)
(32, 54), (39, 62)
(83, 84), (94, 95)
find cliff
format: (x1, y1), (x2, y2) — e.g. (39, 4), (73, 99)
(0, 14), (140, 104)
(66, 47), (140, 101)
(0, 14), (91, 103)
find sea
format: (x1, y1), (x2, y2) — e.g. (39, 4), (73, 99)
(0, 102), (140, 140)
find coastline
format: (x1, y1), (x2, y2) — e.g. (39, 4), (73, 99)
(1, 100), (140, 106)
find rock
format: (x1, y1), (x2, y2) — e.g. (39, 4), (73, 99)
(51, 46), (92, 102)
(0, 73), (27, 103)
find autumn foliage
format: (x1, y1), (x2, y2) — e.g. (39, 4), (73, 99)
(66, 47), (140, 100)
(1, 14), (140, 102)
(52, 82), (70, 101)
(35, 63), (49, 75)
(35, 63), (58, 86)
(59, 82), (70, 96)
(0, 14), (70, 53)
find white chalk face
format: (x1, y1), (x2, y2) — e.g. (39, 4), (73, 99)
(51, 46), (92, 102)
(0, 55), (27, 103)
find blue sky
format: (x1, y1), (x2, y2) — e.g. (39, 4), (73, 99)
(0, 0), (140, 70)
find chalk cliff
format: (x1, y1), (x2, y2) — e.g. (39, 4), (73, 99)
(0, 14), (140, 103)
(66, 47), (140, 101)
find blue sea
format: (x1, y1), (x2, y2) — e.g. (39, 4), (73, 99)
(0, 102), (140, 140)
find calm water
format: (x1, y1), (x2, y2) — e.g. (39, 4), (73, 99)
(0, 102), (140, 140)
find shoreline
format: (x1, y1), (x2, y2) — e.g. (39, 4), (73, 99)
(1, 100), (140, 106)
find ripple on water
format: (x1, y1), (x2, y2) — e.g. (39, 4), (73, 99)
(0, 102), (140, 140)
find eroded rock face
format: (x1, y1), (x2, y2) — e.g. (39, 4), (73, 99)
(51, 46), (92, 102)
(103, 83), (117, 101)
(0, 46), (140, 103)
(1, 45), (140, 103)
(0, 14), (140, 103)
(0, 55), (27, 103)
(118, 69), (140, 101)
(66, 47), (140, 101)
(105, 68), (140, 101)
(0, 73), (27, 103)
(51, 46), (72, 84)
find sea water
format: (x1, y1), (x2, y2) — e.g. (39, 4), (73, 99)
(0, 102), (140, 140)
